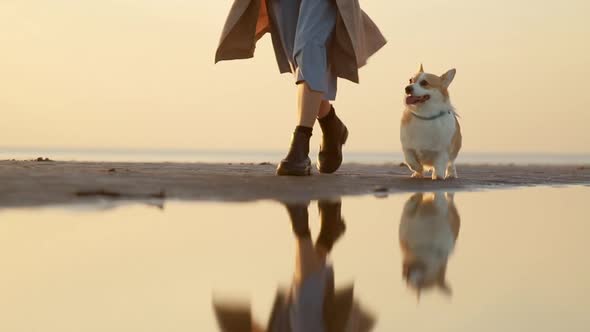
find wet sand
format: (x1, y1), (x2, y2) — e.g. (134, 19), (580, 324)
(1, 160), (589, 208)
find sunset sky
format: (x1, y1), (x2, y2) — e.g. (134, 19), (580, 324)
(1, 1), (589, 154)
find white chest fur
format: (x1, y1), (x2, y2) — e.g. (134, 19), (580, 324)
(400, 212), (456, 255)
(400, 110), (457, 152)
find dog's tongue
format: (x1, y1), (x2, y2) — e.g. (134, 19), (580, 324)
(406, 96), (422, 105)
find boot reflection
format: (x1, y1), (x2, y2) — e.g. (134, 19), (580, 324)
(399, 192), (461, 298)
(213, 199), (376, 332)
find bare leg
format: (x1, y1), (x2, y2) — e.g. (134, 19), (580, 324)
(284, 202), (323, 284)
(291, 199), (345, 284)
(294, 237), (323, 284)
(276, 83), (319, 176)
(403, 149), (424, 178)
(297, 82), (323, 128)
(317, 99), (332, 119)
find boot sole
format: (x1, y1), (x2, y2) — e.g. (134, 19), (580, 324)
(276, 164), (312, 176)
(276, 163), (311, 176)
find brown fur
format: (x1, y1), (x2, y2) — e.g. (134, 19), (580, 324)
(410, 72), (450, 100)
(401, 110), (413, 126)
(403, 66), (460, 180)
(400, 192), (461, 296)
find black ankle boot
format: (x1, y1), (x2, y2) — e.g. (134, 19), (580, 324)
(318, 106), (348, 174)
(284, 202), (311, 238)
(276, 126), (312, 176)
(316, 200), (346, 253)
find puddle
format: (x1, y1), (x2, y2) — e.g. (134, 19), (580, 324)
(0, 187), (589, 331)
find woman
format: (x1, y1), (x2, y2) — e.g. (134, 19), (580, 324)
(216, 0), (386, 176)
(213, 200), (376, 331)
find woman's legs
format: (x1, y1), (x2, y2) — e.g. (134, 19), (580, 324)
(297, 82), (324, 128)
(316, 199), (346, 254)
(275, 0), (344, 176)
(284, 200), (345, 283)
(284, 202), (324, 283)
(318, 99), (332, 119)
(296, 80), (339, 127)
(296, 83), (335, 129)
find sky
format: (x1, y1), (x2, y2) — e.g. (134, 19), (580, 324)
(1, 0), (589, 154)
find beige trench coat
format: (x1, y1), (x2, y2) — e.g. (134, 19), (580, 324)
(215, 0), (386, 83)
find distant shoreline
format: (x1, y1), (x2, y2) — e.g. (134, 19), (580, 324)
(1, 148), (590, 165)
(1, 160), (589, 209)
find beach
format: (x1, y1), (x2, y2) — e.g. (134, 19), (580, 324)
(1, 160), (589, 208)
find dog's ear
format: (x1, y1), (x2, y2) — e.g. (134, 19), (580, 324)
(441, 69), (456, 88)
(419, 63), (424, 73)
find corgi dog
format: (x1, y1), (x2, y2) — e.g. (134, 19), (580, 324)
(399, 192), (461, 297)
(400, 65), (462, 180)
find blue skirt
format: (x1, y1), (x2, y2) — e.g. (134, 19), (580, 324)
(269, 0), (338, 101)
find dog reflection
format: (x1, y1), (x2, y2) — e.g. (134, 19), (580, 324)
(213, 200), (375, 332)
(399, 192), (460, 297)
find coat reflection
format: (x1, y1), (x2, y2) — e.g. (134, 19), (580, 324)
(399, 192), (461, 297)
(213, 200), (375, 332)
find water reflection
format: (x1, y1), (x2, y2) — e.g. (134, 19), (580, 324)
(213, 200), (376, 332)
(399, 192), (460, 298)
(2, 187), (590, 331)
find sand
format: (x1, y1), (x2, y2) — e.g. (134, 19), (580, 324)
(0, 160), (589, 208)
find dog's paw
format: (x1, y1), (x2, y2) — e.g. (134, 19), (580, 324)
(431, 175), (445, 181)
(411, 172), (424, 179)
